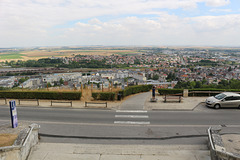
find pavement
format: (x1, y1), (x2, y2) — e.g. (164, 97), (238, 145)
(0, 98), (121, 109)
(28, 143), (210, 160)
(144, 94), (206, 111)
(118, 91), (206, 111)
(120, 92), (150, 110)
(0, 92), (206, 111)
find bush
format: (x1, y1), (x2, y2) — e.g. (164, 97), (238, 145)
(122, 85), (152, 97)
(158, 88), (240, 97)
(188, 88), (225, 96)
(92, 85), (152, 101)
(158, 89), (183, 95)
(92, 92), (116, 101)
(0, 91), (82, 100)
(188, 88), (240, 97)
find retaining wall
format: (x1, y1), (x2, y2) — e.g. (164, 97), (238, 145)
(208, 126), (240, 160)
(0, 123), (40, 160)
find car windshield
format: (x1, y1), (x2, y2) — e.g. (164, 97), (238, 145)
(214, 93), (226, 100)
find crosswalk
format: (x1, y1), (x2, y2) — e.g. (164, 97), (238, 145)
(114, 110), (150, 125)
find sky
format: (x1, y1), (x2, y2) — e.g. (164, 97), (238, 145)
(1, 0), (240, 48)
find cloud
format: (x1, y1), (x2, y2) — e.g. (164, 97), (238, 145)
(210, 8), (232, 12)
(189, 14), (240, 32)
(0, 0), (239, 47)
(60, 13), (240, 46)
(204, 0), (230, 7)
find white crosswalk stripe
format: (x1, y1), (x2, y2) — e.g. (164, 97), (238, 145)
(114, 110), (150, 125)
(115, 115), (149, 118)
(114, 121), (150, 125)
(116, 110), (147, 113)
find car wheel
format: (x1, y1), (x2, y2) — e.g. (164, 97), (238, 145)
(238, 105), (240, 109)
(214, 104), (221, 109)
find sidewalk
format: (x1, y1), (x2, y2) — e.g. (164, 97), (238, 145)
(28, 143), (210, 160)
(144, 93), (206, 110)
(0, 92), (207, 111)
(0, 99), (121, 110)
(120, 92), (150, 110)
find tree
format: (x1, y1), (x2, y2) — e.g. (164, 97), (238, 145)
(202, 78), (207, 85)
(59, 78), (64, 85)
(6, 72), (14, 76)
(228, 67), (232, 72)
(152, 74), (159, 80)
(219, 80), (229, 87)
(166, 72), (176, 81)
(47, 82), (52, 87)
(195, 81), (202, 88)
(19, 77), (29, 84)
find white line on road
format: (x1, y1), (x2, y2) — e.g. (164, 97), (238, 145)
(115, 115), (149, 118)
(114, 121), (150, 125)
(116, 110), (147, 113)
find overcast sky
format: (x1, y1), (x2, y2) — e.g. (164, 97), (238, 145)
(1, 0), (240, 48)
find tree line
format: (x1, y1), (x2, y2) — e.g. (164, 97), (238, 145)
(5, 58), (128, 69)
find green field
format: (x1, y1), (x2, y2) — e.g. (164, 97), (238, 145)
(0, 48), (142, 61)
(0, 52), (23, 60)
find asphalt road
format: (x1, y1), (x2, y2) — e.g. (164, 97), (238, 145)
(1, 104), (240, 145)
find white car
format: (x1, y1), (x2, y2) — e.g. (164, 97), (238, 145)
(205, 92), (240, 109)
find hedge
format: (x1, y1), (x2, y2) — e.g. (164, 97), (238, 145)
(158, 89), (183, 95)
(0, 91), (82, 100)
(92, 92), (116, 101)
(187, 88), (223, 96)
(120, 85), (153, 98)
(91, 85), (152, 101)
(158, 88), (240, 97)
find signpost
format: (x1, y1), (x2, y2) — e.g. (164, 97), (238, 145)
(9, 100), (18, 128)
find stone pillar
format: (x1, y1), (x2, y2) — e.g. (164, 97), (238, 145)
(183, 89), (188, 97)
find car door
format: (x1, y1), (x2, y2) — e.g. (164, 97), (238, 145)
(222, 96), (234, 108)
(232, 96), (240, 108)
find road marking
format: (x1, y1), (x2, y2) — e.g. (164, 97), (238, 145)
(116, 110), (147, 113)
(114, 121), (150, 125)
(115, 115), (149, 118)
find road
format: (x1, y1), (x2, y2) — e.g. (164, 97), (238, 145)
(1, 104), (240, 145)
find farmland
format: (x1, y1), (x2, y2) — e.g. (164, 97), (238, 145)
(0, 47), (142, 62)
(0, 52), (24, 60)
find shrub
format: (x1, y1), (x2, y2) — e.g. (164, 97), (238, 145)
(188, 88), (224, 96)
(188, 88), (240, 97)
(92, 85), (152, 101)
(122, 85), (152, 97)
(0, 91), (82, 100)
(158, 88), (240, 97)
(158, 89), (183, 95)
(92, 92), (116, 101)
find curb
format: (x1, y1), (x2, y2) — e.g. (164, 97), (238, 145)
(39, 133), (208, 140)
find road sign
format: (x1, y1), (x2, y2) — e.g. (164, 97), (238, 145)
(9, 100), (18, 128)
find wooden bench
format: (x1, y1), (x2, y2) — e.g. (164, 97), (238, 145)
(163, 95), (182, 103)
(18, 99), (39, 106)
(85, 102), (107, 108)
(51, 100), (72, 107)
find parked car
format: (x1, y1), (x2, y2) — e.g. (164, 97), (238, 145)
(205, 92), (240, 109)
